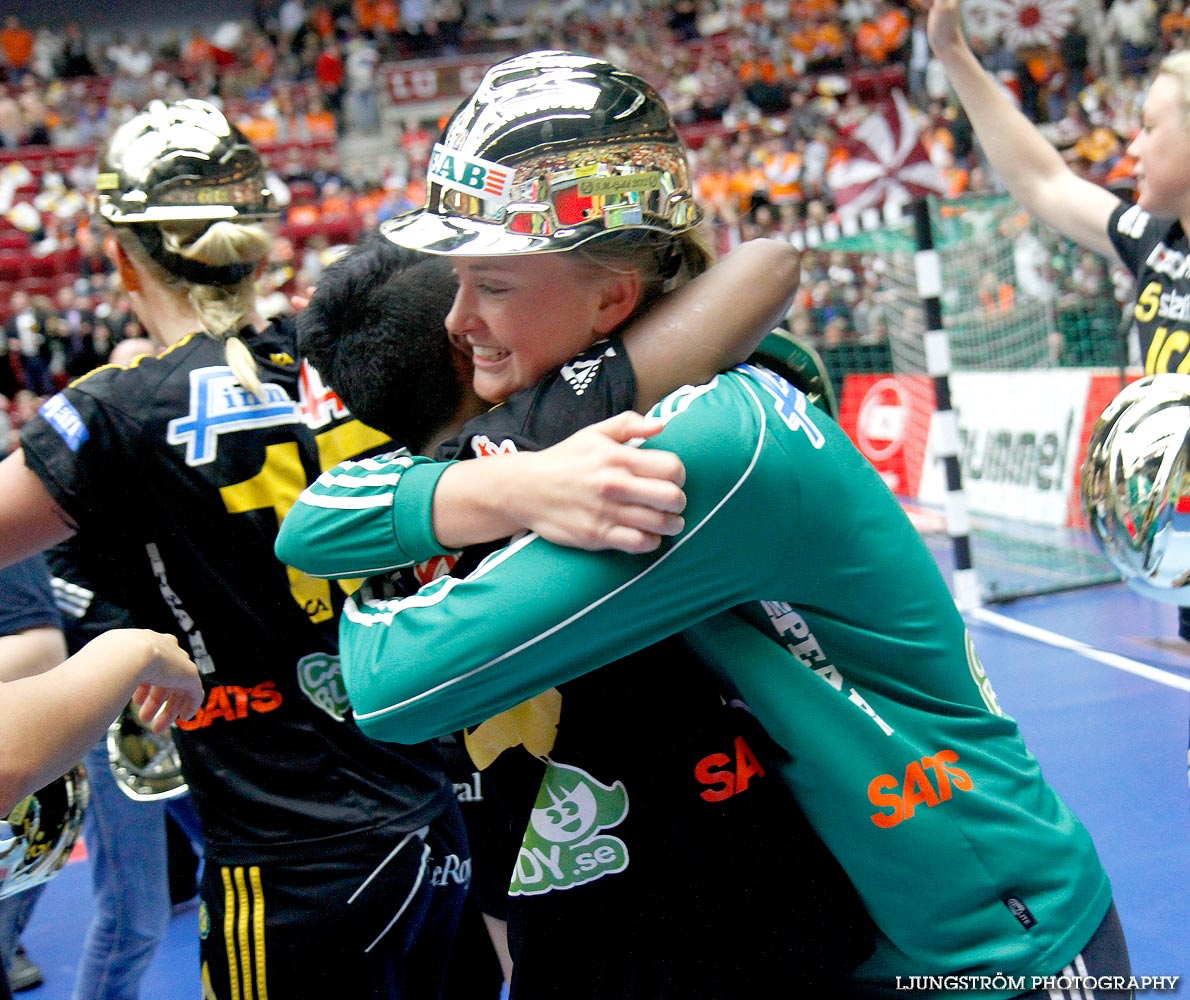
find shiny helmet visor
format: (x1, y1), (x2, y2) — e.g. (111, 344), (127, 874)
(1081, 373), (1190, 604)
(0, 764), (89, 899)
(97, 98), (277, 225)
(383, 50), (703, 256)
(107, 701), (189, 802)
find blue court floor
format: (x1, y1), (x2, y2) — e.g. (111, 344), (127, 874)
(13, 581), (1190, 998)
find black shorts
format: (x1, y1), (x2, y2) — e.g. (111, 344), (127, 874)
(197, 802), (469, 1000)
(1012, 902), (1133, 1000)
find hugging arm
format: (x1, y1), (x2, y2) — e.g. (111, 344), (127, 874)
(623, 238), (801, 410)
(339, 377), (790, 743)
(278, 240), (798, 572)
(278, 413), (689, 576)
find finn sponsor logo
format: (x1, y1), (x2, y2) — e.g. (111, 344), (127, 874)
(745, 363), (825, 447)
(167, 367), (299, 466)
(39, 394), (89, 452)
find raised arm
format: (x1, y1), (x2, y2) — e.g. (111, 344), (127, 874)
(926, 0), (1122, 260)
(623, 238), (801, 410)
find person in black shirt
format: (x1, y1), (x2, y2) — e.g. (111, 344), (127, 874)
(0, 99), (472, 1000)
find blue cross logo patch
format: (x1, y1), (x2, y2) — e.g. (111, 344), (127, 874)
(167, 366), (299, 466)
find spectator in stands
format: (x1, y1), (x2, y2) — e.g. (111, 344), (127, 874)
(6, 292), (53, 397)
(0, 16), (34, 85)
(313, 38), (345, 125)
(31, 28), (61, 84)
(344, 34), (380, 132)
(15, 89), (50, 147)
(0, 329), (17, 404)
(55, 23), (96, 79)
(302, 88), (339, 139)
(50, 284), (100, 380)
(1107, 0), (1159, 77)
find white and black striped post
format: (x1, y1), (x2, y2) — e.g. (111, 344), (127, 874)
(911, 197), (981, 610)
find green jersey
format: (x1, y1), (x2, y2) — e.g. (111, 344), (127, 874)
(278, 363), (1112, 997)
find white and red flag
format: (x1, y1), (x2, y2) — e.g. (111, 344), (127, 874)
(825, 90), (946, 220)
(961, 0), (1077, 49)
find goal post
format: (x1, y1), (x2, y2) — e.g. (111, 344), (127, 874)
(807, 193), (1127, 604)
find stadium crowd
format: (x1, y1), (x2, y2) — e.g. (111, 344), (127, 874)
(0, 0), (1178, 448)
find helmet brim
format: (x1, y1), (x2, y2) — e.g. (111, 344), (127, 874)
(98, 204), (277, 225)
(381, 209), (597, 256)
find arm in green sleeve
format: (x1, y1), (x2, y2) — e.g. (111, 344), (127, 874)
(340, 374), (795, 744)
(275, 449), (457, 579)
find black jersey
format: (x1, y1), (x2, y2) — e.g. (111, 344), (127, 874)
(1109, 200), (1190, 373)
(433, 336), (874, 997)
(20, 320), (454, 864)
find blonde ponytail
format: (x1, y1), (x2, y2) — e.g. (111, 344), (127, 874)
(119, 219), (273, 397)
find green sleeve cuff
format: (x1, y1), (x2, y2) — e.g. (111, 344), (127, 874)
(391, 459), (460, 562)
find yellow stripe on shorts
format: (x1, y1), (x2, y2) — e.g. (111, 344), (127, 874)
(220, 865), (269, 1000)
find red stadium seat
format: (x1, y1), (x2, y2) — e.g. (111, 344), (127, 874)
(0, 249), (28, 282)
(0, 232), (30, 251)
(26, 254), (60, 278)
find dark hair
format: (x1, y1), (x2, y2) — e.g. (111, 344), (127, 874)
(297, 233), (462, 452)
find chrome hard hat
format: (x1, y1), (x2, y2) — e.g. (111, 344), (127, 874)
(0, 764), (89, 899)
(107, 701), (189, 802)
(1081, 374), (1190, 604)
(97, 98), (278, 225)
(382, 50), (703, 256)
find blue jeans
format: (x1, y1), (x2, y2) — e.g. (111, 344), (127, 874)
(71, 741), (202, 1000)
(0, 883), (45, 968)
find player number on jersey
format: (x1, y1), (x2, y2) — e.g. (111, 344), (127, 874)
(219, 421), (389, 623)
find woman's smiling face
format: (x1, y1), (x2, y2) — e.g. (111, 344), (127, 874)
(445, 253), (632, 404)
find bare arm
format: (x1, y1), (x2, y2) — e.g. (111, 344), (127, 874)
(926, 0), (1122, 260)
(0, 627), (67, 682)
(0, 449), (76, 571)
(431, 411), (686, 552)
(0, 629), (203, 814)
(623, 238), (801, 410)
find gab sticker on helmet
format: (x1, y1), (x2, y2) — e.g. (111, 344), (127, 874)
(428, 144), (514, 204)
